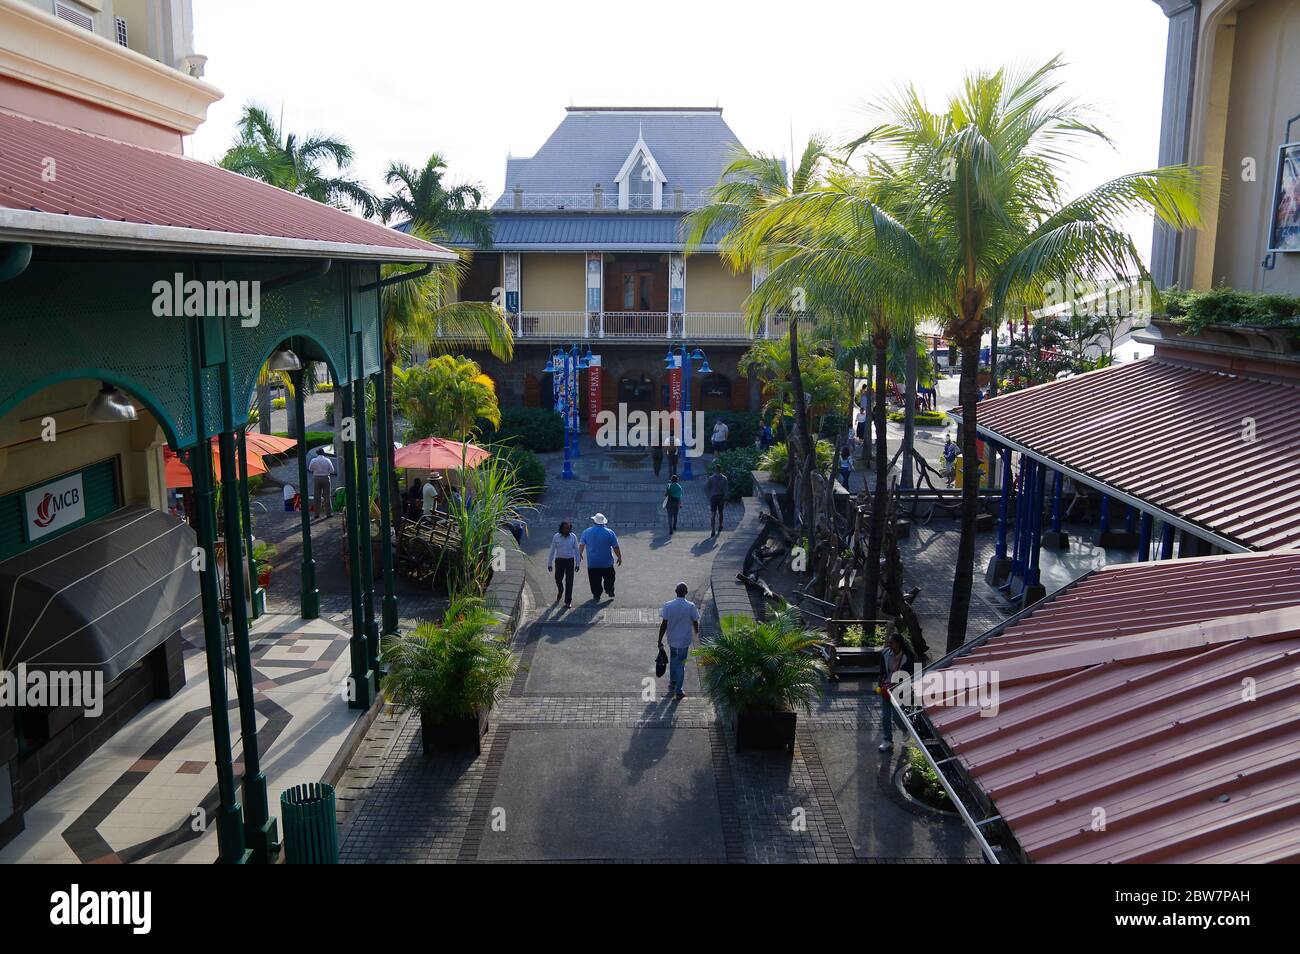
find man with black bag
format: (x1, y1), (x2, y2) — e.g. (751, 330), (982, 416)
(657, 582), (699, 701)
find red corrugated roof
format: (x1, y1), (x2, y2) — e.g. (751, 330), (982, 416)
(967, 357), (1300, 550)
(925, 551), (1300, 864)
(0, 108), (452, 261)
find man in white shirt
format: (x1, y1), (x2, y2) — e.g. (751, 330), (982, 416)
(422, 477), (439, 517)
(307, 449), (335, 519)
(658, 582), (700, 700)
(711, 418), (729, 455)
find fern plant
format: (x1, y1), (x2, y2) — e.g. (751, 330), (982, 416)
(694, 608), (828, 715)
(381, 595), (516, 723)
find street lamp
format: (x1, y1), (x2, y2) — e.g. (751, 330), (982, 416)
(665, 343), (710, 480)
(543, 343), (591, 480)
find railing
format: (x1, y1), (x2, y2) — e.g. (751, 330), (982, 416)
(683, 312), (751, 339)
(496, 191), (711, 212)
(434, 311), (779, 341)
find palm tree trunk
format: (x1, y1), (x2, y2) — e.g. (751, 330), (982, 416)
(257, 380), (272, 435)
(862, 331), (889, 624)
(902, 336), (917, 489)
(385, 355), (404, 535)
(787, 316), (814, 529)
(946, 332), (982, 653)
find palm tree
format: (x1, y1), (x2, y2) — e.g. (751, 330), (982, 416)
(218, 103), (378, 432)
(685, 137), (838, 529)
(377, 155), (512, 529)
(839, 57), (1204, 651)
(218, 103), (376, 215)
(392, 354), (501, 443)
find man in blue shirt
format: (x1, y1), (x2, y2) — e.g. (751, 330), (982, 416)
(658, 582), (700, 700)
(579, 512), (622, 600)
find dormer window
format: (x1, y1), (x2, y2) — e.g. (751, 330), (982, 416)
(615, 134), (667, 210)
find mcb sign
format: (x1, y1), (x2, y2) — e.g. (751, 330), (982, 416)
(24, 473), (86, 541)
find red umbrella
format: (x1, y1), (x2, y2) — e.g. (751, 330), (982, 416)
(242, 432), (298, 455)
(393, 437), (491, 471)
(164, 445), (268, 489)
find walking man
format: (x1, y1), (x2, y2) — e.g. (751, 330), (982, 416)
(663, 473), (684, 535)
(878, 633), (915, 751)
(579, 513), (621, 600)
(307, 448), (335, 519)
(658, 582), (700, 700)
(705, 462), (728, 536)
(942, 434), (958, 487)
(547, 520), (580, 609)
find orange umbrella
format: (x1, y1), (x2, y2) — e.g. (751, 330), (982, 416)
(393, 437), (491, 471)
(164, 445), (268, 489)
(242, 432), (298, 455)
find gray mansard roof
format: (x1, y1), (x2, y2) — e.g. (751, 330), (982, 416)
(494, 107), (743, 208)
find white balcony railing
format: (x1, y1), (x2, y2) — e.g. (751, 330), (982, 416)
(500, 191), (711, 212)
(435, 312), (777, 341)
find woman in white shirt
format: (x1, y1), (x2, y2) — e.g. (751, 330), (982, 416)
(547, 520), (581, 608)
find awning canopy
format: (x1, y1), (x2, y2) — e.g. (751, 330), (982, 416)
(924, 550), (1300, 864)
(0, 506), (200, 682)
(962, 356), (1300, 551)
(0, 108), (457, 264)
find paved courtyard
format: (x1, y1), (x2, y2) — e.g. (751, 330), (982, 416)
(336, 443), (980, 863)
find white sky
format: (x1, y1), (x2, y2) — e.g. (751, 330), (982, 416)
(188, 0), (1171, 259)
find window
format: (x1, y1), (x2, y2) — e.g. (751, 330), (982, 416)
(629, 155), (653, 197)
(115, 16), (129, 46)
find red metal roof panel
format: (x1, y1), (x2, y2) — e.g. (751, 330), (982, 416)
(0, 109), (452, 261)
(925, 551), (1300, 864)
(966, 358), (1300, 550)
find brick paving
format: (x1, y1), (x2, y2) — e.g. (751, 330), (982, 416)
(336, 440), (981, 863)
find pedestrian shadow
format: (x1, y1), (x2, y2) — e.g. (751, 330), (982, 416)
(690, 536), (718, 556)
(622, 696), (677, 784)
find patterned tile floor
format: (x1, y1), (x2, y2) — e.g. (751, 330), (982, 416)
(0, 612), (367, 864)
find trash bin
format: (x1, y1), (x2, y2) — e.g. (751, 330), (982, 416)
(953, 455), (988, 490)
(280, 782), (339, 864)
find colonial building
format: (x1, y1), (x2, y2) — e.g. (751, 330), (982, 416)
(440, 106), (775, 420)
(1150, 0), (1300, 293)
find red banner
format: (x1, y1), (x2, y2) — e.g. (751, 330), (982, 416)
(587, 361), (602, 436)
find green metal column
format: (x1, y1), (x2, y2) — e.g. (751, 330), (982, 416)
(189, 440), (250, 865)
(217, 424), (277, 863)
(291, 368), (319, 618)
(340, 385), (375, 709)
(353, 376), (380, 674)
(237, 428), (264, 619)
(373, 368), (399, 635)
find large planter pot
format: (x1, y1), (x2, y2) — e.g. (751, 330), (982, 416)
(420, 708), (489, 756)
(733, 708), (797, 751)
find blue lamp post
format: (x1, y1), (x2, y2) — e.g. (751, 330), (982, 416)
(665, 343), (711, 480)
(544, 343), (591, 481)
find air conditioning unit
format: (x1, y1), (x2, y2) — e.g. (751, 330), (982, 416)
(53, 1), (94, 32)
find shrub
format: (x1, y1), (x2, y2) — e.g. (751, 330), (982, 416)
(694, 608), (828, 715)
(323, 401), (334, 426)
(490, 444), (546, 500)
(758, 439), (834, 484)
(381, 595), (516, 722)
(272, 430), (334, 453)
(906, 746), (954, 811)
(1162, 286), (1300, 333)
(715, 446), (760, 500)
(818, 411), (847, 440)
(478, 407), (565, 452)
(703, 411), (759, 449)
(316, 380), (334, 392)
(271, 397), (287, 410)
(887, 409), (948, 426)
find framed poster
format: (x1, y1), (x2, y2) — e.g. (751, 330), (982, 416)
(1268, 141), (1300, 253)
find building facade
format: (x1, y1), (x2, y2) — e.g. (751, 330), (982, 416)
(440, 107), (774, 420)
(1151, 0), (1300, 292)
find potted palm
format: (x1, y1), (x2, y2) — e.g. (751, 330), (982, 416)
(380, 594), (516, 755)
(695, 608), (828, 751)
(252, 540), (276, 589)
